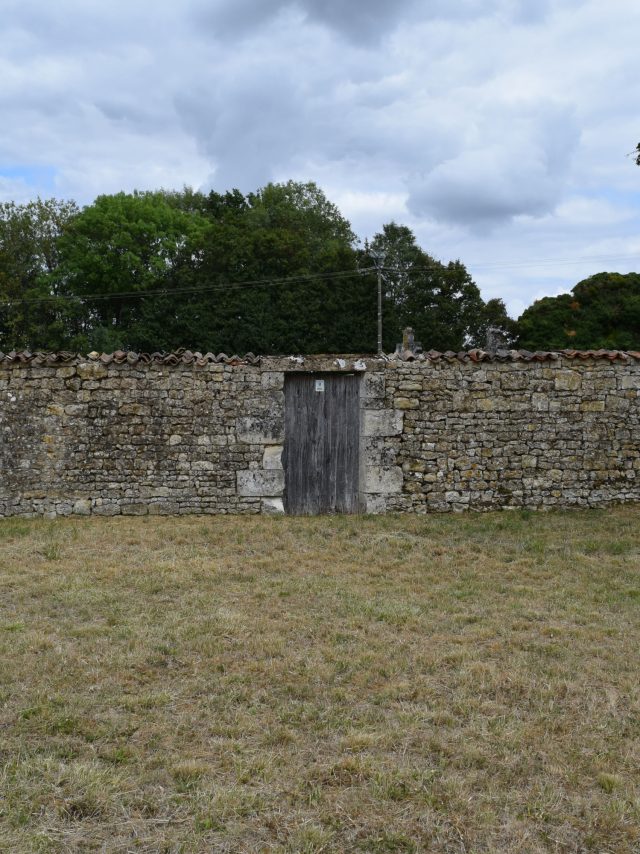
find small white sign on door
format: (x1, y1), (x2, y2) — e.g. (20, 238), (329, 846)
(315, 379), (325, 392)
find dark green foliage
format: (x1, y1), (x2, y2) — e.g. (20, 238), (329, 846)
(1, 183), (513, 355)
(365, 222), (515, 351)
(0, 198), (79, 350)
(517, 272), (640, 351)
(190, 181), (376, 353)
(51, 190), (212, 352)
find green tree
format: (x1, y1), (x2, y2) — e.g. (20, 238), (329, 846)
(1, 185), (519, 356)
(45, 182), (374, 354)
(474, 297), (518, 350)
(52, 191), (211, 352)
(191, 181), (373, 353)
(516, 272), (640, 350)
(366, 222), (513, 351)
(0, 198), (79, 349)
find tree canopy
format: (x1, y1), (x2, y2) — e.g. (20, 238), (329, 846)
(516, 272), (640, 351)
(365, 222), (515, 351)
(7, 182), (636, 355)
(0, 198), (79, 349)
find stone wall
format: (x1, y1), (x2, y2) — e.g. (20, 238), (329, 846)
(369, 355), (640, 512)
(0, 354), (284, 517)
(0, 350), (638, 516)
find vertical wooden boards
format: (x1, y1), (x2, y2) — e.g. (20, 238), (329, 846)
(283, 373), (360, 515)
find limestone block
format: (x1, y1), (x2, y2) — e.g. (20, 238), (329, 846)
(621, 374), (640, 389)
(363, 409), (404, 437)
(364, 494), (387, 514)
(500, 372), (528, 390)
(365, 465), (403, 494)
(237, 415), (284, 445)
(531, 394), (549, 412)
(72, 498), (91, 515)
(468, 370), (487, 383)
(237, 469), (284, 496)
(119, 403), (150, 416)
(581, 400), (605, 412)
(262, 497), (285, 514)
(192, 460), (215, 471)
(363, 372), (385, 399)
(121, 503), (149, 515)
(262, 445), (283, 469)
(394, 397), (419, 409)
(149, 502), (180, 515)
(77, 362), (108, 380)
(92, 501), (121, 516)
(261, 372), (284, 390)
(555, 371), (582, 391)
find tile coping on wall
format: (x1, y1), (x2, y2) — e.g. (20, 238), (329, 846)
(1, 348), (639, 368)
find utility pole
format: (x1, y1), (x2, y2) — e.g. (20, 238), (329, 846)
(368, 247), (385, 355)
(377, 264), (383, 355)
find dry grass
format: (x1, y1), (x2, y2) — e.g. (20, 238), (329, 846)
(0, 508), (639, 853)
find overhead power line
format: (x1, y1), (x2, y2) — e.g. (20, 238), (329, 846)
(0, 250), (637, 309)
(0, 267), (377, 308)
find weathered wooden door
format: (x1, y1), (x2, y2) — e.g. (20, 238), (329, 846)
(283, 373), (360, 515)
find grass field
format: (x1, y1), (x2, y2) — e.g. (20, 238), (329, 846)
(0, 508), (639, 853)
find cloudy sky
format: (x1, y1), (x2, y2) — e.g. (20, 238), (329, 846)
(2, 0), (639, 317)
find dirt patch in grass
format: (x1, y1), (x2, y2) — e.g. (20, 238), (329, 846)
(0, 508), (639, 852)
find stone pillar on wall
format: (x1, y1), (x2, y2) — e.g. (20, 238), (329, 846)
(360, 369), (404, 513)
(235, 370), (286, 514)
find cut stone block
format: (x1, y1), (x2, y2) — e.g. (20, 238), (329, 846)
(581, 400), (605, 412)
(121, 503), (149, 515)
(77, 362), (108, 380)
(237, 469), (284, 496)
(555, 371), (582, 391)
(394, 397), (419, 409)
(148, 502), (180, 515)
(236, 415), (284, 445)
(365, 465), (403, 494)
(262, 497), (285, 514)
(363, 409), (404, 437)
(261, 372), (284, 389)
(364, 493), (387, 514)
(92, 502), (121, 516)
(363, 372), (385, 399)
(621, 375), (639, 389)
(262, 445), (283, 469)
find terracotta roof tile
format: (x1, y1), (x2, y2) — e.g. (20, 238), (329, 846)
(389, 349), (640, 363)
(0, 349), (638, 367)
(0, 350), (262, 366)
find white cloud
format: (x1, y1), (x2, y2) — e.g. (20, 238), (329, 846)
(407, 102), (580, 230)
(0, 0), (639, 317)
